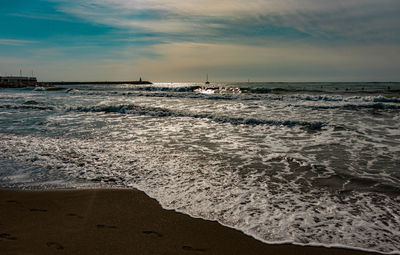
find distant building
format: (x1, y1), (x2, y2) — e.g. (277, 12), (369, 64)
(0, 76), (38, 87)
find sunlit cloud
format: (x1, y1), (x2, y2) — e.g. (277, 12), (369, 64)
(134, 42), (400, 81)
(3, 41), (399, 81)
(50, 0), (400, 42)
(2, 1), (399, 81)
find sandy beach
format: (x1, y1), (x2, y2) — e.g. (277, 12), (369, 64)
(0, 188), (379, 255)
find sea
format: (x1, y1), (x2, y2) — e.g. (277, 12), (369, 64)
(0, 82), (399, 254)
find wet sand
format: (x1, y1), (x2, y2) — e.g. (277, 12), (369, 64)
(0, 188), (379, 255)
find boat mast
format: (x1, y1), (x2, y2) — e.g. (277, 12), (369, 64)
(205, 74), (210, 84)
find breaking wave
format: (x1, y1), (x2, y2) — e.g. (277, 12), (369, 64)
(67, 88), (400, 104)
(71, 104), (327, 128)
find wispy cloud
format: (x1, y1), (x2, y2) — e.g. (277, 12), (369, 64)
(10, 13), (74, 22)
(0, 39), (38, 46)
(49, 0), (400, 43)
(2, 1), (399, 81)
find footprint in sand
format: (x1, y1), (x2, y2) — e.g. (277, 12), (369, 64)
(30, 208), (48, 212)
(66, 213), (84, 219)
(182, 245), (206, 252)
(96, 224), (117, 229)
(142, 230), (163, 238)
(0, 233), (17, 241)
(47, 241), (64, 250)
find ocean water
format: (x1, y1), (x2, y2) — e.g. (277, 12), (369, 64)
(0, 82), (399, 254)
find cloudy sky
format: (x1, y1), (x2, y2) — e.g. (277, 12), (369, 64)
(1, 0), (399, 82)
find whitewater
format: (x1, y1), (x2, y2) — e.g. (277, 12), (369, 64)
(0, 82), (399, 254)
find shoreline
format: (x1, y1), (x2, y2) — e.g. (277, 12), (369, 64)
(0, 188), (380, 255)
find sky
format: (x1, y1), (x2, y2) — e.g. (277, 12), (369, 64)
(1, 0), (400, 82)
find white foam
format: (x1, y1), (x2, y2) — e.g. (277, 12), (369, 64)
(1, 83), (400, 254)
(1, 133), (399, 254)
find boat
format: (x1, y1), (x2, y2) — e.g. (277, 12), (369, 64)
(205, 74), (210, 85)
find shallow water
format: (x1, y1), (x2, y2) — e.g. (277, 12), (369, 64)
(1, 82), (399, 253)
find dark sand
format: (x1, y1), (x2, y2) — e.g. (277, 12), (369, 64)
(0, 189), (379, 255)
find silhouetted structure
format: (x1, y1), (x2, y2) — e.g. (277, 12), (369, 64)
(51, 80), (152, 85)
(0, 76), (38, 87)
